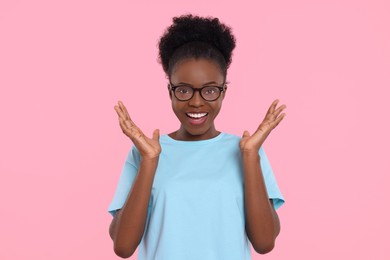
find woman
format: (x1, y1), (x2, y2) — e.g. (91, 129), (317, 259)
(108, 14), (286, 259)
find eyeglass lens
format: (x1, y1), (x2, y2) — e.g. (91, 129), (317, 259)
(174, 86), (221, 101)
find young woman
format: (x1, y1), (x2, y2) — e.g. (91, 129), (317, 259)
(108, 14), (286, 259)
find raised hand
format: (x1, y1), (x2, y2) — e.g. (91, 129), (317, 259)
(114, 100), (161, 160)
(240, 99), (286, 153)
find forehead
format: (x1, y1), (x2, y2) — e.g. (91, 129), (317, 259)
(170, 58), (224, 84)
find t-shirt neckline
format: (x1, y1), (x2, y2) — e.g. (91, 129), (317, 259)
(163, 132), (226, 145)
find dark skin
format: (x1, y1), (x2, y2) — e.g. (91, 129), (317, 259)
(168, 58), (225, 140)
(110, 58), (286, 257)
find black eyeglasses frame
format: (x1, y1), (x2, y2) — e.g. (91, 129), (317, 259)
(167, 82), (228, 102)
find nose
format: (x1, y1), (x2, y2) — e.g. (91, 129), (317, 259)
(188, 89), (204, 107)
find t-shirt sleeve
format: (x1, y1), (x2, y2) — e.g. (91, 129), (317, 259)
(259, 146), (285, 210)
(107, 145), (143, 217)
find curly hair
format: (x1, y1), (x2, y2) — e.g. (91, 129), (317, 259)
(157, 13), (236, 81)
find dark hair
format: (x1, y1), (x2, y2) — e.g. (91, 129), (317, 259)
(157, 13), (236, 81)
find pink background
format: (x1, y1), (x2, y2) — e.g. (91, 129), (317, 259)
(1, 0), (389, 259)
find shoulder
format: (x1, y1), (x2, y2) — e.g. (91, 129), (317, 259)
(221, 132), (267, 157)
(220, 132), (240, 139)
(219, 132), (241, 146)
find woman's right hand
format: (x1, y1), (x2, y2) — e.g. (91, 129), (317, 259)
(114, 100), (161, 160)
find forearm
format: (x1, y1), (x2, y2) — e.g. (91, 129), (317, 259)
(242, 151), (280, 254)
(110, 158), (158, 258)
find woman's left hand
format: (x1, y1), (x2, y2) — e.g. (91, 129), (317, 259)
(240, 99), (286, 153)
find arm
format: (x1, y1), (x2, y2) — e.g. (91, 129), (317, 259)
(243, 151), (280, 254)
(239, 99), (286, 254)
(109, 158), (158, 258)
(110, 101), (161, 258)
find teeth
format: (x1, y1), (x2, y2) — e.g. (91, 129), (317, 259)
(187, 113), (207, 118)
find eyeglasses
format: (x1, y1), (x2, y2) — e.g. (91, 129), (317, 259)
(168, 81), (227, 101)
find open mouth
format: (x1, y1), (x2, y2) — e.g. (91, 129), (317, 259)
(185, 112), (209, 125)
(186, 112), (208, 119)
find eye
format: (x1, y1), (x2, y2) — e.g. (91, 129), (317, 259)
(176, 86), (191, 94)
(203, 87), (218, 95)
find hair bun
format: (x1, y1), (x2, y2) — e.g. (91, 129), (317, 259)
(158, 13), (236, 76)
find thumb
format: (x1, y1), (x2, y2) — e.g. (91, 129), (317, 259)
(152, 129), (160, 141)
(242, 130), (250, 138)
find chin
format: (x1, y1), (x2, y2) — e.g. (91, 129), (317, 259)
(183, 125), (213, 137)
(176, 112), (217, 139)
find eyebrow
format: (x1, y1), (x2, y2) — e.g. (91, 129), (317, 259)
(175, 81), (220, 85)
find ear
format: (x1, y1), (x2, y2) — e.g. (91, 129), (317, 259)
(221, 86), (227, 100)
(167, 84), (172, 100)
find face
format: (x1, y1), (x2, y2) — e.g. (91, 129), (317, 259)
(169, 58), (226, 141)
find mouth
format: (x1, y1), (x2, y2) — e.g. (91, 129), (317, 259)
(185, 112), (208, 125)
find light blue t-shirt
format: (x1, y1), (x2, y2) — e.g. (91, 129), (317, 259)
(108, 132), (285, 260)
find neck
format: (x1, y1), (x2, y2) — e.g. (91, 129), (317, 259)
(170, 125), (220, 141)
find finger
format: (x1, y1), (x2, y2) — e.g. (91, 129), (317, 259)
(273, 104), (287, 118)
(119, 101), (132, 121)
(117, 101), (128, 120)
(124, 120), (132, 129)
(267, 99), (279, 114)
(119, 118), (142, 141)
(264, 99), (279, 120)
(152, 129), (160, 141)
(118, 116), (130, 132)
(242, 130), (250, 138)
(117, 113), (132, 130)
(124, 119), (143, 135)
(271, 113), (286, 128)
(118, 117), (131, 134)
(114, 105), (126, 121)
(116, 102), (135, 126)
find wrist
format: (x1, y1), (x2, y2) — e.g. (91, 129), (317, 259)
(140, 156), (159, 165)
(241, 150), (260, 160)
(241, 148), (259, 155)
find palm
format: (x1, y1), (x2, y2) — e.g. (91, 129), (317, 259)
(127, 125), (161, 158)
(114, 101), (161, 159)
(240, 99), (286, 152)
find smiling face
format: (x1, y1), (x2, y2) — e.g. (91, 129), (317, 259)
(168, 58), (226, 141)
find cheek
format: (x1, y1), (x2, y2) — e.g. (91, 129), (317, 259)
(171, 100), (184, 116)
(211, 101), (223, 116)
